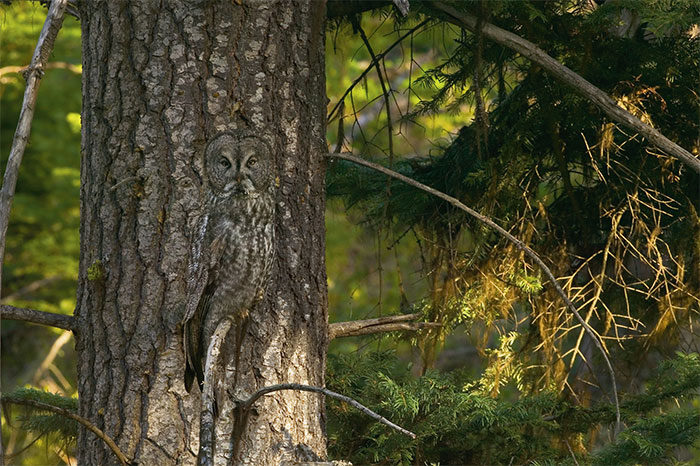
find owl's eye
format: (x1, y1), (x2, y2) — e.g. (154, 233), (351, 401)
(247, 158), (257, 167)
(219, 157), (231, 169)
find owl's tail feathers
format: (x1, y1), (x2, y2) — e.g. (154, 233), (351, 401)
(184, 355), (205, 393)
(185, 365), (195, 393)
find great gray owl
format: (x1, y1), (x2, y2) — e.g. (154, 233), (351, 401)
(183, 130), (275, 392)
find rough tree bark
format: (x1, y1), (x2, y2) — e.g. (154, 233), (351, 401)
(76, 1), (328, 464)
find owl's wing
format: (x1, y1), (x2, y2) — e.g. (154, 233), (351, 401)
(184, 282), (213, 392)
(183, 228), (229, 392)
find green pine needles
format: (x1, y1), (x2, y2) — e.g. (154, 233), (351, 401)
(2, 388), (78, 459)
(327, 351), (700, 465)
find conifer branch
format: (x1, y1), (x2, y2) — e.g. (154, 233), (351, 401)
(237, 383), (416, 439)
(329, 313), (441, 339)
(1, 305), (75, 331)
(327, 151), (621, 432)
(428, 1), (700, 175)
(1, 397), (129, 466)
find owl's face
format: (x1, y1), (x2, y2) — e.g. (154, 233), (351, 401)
(205, 132), (272, 197)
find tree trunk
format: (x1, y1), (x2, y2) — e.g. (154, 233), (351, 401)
(76, 1), (328, 464)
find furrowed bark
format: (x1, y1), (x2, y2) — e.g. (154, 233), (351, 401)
(77, 1), (328, 464)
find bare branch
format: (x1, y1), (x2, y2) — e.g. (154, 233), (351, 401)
(0, 0), (69, 280)
(329, 312), (440, 339)
(1, 397), (129, 466)
(0, 2), (69, 459)
(352, 17), (395, 166)
(327, 19), (431, 123)
(327, 151), (621, 431)
(427, 1), (700, 175)
(238, 383), (416, 439)
(1, 305), (75, 331)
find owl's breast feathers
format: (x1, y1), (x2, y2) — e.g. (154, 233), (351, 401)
(183, 193), (274, 392)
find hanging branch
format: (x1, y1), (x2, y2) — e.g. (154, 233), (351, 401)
(328, 19), (431, 123)
(237, 383), (416, 439)
(1, 397), (129, 466)
(329, 312), (441, 339)
(352, 17), (396, 166)
(1, 305), (75, 331)
(428, 2), (700, 175)
(327, 151), (621, 431)
(0, 1), (69, 462)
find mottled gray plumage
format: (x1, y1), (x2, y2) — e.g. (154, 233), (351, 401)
(183, 131), (275, 393)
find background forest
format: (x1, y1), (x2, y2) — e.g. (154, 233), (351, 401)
(1, 1), (699, 464)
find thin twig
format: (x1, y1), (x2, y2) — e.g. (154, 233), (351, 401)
(33, 330), (73, 387)
(4, 429), (49, 460)
(0, 2), (69, 461)
(565, 439), (581, 466)
(1, 397), (129, 466)
(1, 305), (75, 331)
(327, 151), (621, 432)
(428, 1), (700, 175)
(352, 17), (395, 167)
(238, 383), (416, 439)
(328, 19), (430, 123)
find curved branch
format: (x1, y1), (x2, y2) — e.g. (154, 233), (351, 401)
(2, 397), (129, 466)
(329, 312), (441, 339)
(428, 1), (700, 175)
(1, 305), (75, 331)
(238, 383), (416, 439)
(327, 151), (621, 431)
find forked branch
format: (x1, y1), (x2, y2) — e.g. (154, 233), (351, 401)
(327, 151), (621, 431)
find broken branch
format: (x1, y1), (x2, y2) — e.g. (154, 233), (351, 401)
(329, 312), (440, 339)
(1, 305), (75, 331)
